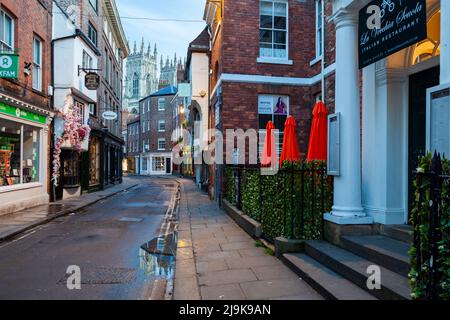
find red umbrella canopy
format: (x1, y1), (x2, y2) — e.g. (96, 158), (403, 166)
(279, 116), (301, 166)
(307, 101), (328, 161)
(261, 121), (275, 167)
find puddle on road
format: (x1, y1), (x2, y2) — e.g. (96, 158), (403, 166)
(139, 233), (177, 279)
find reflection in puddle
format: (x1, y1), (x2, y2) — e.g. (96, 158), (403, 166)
(139, 233), (177, 279)
(139, 248), (175, 279)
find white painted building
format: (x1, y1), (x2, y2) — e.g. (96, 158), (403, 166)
(325, 0), (448, 227)
(52, 1), (99, 199)
(185, 27), (210, 186)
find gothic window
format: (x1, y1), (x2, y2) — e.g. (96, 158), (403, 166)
(132, 73), (139, 97)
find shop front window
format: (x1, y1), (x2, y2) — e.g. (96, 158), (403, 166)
(0, 118), (41, 186)
(152, 156), (165, 172)
(62, 150), (80, 186)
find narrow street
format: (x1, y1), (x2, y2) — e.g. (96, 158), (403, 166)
(0, 177), (177, 300)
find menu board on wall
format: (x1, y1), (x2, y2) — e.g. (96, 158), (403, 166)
(427, 85), (450, 158)
(328, 113), (341, 176)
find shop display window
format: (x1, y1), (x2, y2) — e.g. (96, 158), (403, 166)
(0, 118), (41, 187)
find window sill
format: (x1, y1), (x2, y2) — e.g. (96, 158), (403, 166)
(0, 182), (43, 194)
(310, 55), (323, 66)
(257, 57), (293, 65)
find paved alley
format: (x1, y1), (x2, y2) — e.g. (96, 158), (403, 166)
(173, 179), (323, 300)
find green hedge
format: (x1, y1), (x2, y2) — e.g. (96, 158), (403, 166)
(225, 161), (333, 241)
(409, 154), (450, 300)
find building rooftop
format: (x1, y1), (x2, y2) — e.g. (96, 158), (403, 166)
(148, 86), (178, 97)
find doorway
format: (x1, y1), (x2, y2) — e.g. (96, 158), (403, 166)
(408, 65), (440, 217)
(166, 158), (171, 175)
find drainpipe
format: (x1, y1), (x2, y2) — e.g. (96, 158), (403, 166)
(321, 0), (326, 104)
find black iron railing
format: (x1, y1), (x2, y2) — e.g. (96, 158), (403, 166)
(410, 152), (450, 300)
(225, 162), (333, 242)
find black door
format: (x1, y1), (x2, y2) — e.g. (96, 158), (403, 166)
(408, 66), (440, 216)
(166, 158), (171, 174)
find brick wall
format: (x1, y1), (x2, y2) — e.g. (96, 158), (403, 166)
(139, 95), (176, 154)
(0, 0), (52, 110)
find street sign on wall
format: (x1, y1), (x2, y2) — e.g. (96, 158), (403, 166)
(358, 0), (427, 69)
(0, 54), (19, 79)
(102, 111), (118, 121)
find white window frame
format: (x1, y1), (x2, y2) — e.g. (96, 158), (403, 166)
(258, 0), (290, 63)
(315, 0), (323, 59)
(82, 50), (93, 70)
(0, 10), (14, 52)
(32, 37), (42, 91)
(158, 120), (166, 132)
(158, 138), (166, 151)
(89, 103), (96, 116)
(158, 98), (166, 111)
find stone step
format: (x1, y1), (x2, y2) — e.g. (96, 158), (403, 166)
(340, 235), (410, 277)
(305, 240), (411, 300)
(378, 224), (413, 244)
(283, 253), (377, 300)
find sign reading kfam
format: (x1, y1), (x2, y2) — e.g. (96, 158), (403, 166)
(358, 0), (427, 69)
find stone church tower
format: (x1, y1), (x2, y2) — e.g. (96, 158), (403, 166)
(123, 38), (159, 114)
(159, 53), (185, 89)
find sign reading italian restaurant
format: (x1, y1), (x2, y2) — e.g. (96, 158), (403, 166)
(358, 0), (427, 69)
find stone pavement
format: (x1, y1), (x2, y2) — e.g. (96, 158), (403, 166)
(0, 177), (139, 242)
(173, 179), (323, 300)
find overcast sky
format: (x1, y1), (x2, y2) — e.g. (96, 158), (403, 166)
(116, 0), (207, 64)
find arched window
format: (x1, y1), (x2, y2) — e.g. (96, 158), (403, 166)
(412, 10), (440, 65)
(132, 73), (139, 97)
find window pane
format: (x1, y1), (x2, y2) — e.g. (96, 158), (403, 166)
(34, 39), (41, 64)
(259, 29), (272, 43)
(274, 31), (286, 44)
(260, 1), (273, 16)
(259, 43), (272, 58)
(274, 16), (286, 30)
(274, 3), (287, 17)
(23, 125), (40, 183)
(0, 118), (21, 186)
(260, 15), (272, 29)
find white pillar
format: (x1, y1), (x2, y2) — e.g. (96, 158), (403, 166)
(325, 9), (373, 224)
(441, 0), (450, 84)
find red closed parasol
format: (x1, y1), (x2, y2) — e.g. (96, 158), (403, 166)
(307, 101), (328, 161)
(261, 121), (275, 167)
(279, 116), (301, 166)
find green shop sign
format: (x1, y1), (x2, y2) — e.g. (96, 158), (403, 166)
(0, 102), (47, 124)
(0, 54), (19, 79)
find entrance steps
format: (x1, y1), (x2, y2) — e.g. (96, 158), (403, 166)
(283, 232), (412, 300)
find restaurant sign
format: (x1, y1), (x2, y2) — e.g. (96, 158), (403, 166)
(0, 54), (19, 79)
(358, 0), (427, 69)
(0, 102), (47, 124)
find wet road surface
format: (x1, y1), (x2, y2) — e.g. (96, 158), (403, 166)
(0, 177), (178, 300)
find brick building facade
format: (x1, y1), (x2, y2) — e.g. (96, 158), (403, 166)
(138, 86), (177, 175)
(204, 0), (336, 201)
(0, 0), (54, 214)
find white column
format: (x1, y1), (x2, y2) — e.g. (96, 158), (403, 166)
(441, 0), (450, 84)
(325, 9), (373, 224)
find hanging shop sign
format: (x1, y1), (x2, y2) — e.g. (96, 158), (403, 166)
(85, 72), (100, 90)
(358, 0), (427, 69)
(0, 102), (47, 124)
(102, 111), (118, 121)
(0, 54), (19, 79)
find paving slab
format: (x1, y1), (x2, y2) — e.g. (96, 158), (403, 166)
(173, 178), (322, 301)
